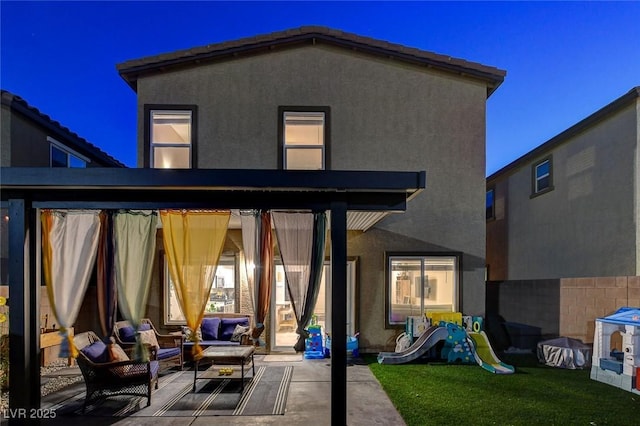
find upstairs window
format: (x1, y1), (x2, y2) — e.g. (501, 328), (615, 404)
(486, 188), (495, 220)
(279, 107), (329, 170)
(532, 157), (553, 196)
(49, 138), (87, 168)
(146, 106), (196, 168)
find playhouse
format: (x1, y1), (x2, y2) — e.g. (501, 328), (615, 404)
(590, 307), (640, 394)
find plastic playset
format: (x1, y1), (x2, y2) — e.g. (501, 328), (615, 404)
(377, 311), (514, 374)
(590, 307), (640, 394)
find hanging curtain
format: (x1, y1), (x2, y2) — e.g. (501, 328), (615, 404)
(97, 210), (117, 341)
(41, 210), (102, 358)
(161, 210), (230, 359)
(240, 210), (273, 343)
(273, 211), (327, 352)
(113, 210), (158, 361)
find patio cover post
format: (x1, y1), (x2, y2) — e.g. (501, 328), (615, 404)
(330, 200), (347, 426)
(8, 198), (40, 424)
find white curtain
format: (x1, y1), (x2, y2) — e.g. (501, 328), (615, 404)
(41, 210), (102, 357)
(113, 210), (158, 361)
(272, 212), (314, 338)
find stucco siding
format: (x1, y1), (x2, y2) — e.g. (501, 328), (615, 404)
(507, 103), (638, 279)
(6, 109), (52, 167)
(136, 44), (490, 347)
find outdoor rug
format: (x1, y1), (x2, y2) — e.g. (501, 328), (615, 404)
(49, 365), (293, 417)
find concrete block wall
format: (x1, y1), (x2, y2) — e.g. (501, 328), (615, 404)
(560, 276), (640, 343)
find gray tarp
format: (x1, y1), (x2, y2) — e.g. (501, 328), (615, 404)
(536, 337), (592, 369)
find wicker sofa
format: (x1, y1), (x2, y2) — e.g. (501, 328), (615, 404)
(182, 313), (252, 361)
(113, 318), (183, 370)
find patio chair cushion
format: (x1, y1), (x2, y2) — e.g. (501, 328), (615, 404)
(81, 340), (110, 363)
(111, 360), (160, 379)
(220, 317), (250, 341)
(157, 346), (181, 361)
(231, 324), (250, 342)
(109, 343), (130, 362)
(201, 317), (221, 340)
(119, 323), (152, 342)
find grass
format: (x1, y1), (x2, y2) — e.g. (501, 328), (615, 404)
(365, 354), (640, 426)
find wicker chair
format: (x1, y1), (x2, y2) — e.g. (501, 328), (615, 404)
(73, 331), (159, 413)
(113, 318), (183, 370)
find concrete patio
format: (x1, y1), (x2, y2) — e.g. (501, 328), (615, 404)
(6, 354), (405, 426)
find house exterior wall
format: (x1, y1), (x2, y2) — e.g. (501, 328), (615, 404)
(3, 106), (53, 167)
(135, 44), (489, 350)
(490, 101), (638, 281)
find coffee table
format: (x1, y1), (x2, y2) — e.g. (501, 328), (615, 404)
(193, 345), (255, 392)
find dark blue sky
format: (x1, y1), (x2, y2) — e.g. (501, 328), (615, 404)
(2, 1), (639, 173)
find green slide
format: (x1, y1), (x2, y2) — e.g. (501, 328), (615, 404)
(468, 331), (515, 374)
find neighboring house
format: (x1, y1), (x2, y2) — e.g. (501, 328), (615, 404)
(0, 90), (125, 335)
(117, 26), (505, 353)
(486, 87), (640, 344)
(1, 90), (125, 168)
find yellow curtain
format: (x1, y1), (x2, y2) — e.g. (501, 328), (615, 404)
(160, 210), (230, 359)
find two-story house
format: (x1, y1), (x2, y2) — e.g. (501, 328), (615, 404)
(486, 86), (640, 345)
(116, 26), (506, 353)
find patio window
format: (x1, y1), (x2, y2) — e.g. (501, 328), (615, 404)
(386, 253), (459, 327)
(146, 106), (196, 168)
(49, 138), (88, 168)
(532, 157), (553, 196)
(279, 107), (329, 170)
(163, 254), (237, 325)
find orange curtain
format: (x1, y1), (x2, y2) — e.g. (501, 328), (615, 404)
(252, 212), (274, 340)
(160, 210), (230, 359)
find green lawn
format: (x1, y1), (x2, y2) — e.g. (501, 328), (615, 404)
(366, 354), (640, 426)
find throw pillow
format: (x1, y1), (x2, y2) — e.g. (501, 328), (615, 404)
(201, 317), (221, 340)
(220, 317), (250, 341)
(138, 329), (160, 351)
(119, 323), (151, 342)
(182, 326), (203, 341)
(230, 324), (250, 342)
(109, 343), (130, 362)
(80, 340), (109, 363)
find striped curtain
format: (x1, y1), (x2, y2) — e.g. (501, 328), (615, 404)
(113, 210), (158, 361)
(240, 210), (274, 343)
(41, 210), (102, 358)
(160, 210), (230, 359)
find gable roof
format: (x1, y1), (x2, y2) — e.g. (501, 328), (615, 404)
(487, 86), (640, 183)
(1, 90), (126, 167)
(117, 26), (506, 97)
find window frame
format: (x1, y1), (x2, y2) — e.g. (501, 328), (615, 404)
(161, 251), (239, 326)
(144, 104), (198, 169)
(48, 137), (89, 168)
(384, 252), (461, 328)
(278, 106), (330, 170)
(486, 187), (495, 221)
(531, 156), (554, 197)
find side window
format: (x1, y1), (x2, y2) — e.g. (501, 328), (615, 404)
(49, 138), (88, 168)
(145, 105), (197, 168)
(279, 107), (330, 170)
(486, 188), (495, 220)
(532, 157), (553, 196)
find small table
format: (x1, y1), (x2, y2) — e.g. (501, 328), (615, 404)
(193, 346), (255, 392)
